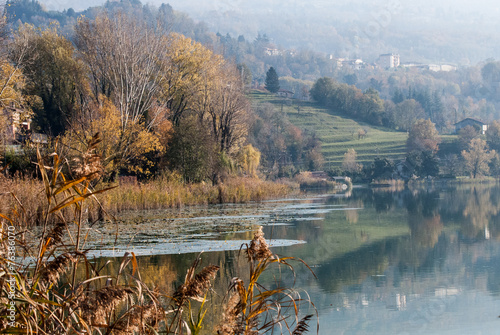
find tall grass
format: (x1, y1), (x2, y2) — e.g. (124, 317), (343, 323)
(0, 175), (44, 227)
(1, 173), (294, 223)
(0, 137), (316, 334)
(216, 227), (318, 334)
(103, 175), (293, 213)
(294, 172), (337, 191)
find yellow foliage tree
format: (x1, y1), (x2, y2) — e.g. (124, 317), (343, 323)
(0, 62), (36, 148)
(160, 33), (224, 125)
(236, 144), (261, 178)
(0, 62), (26, 108)
(64, 96), (163, 178)
(461, 138), (496, 178)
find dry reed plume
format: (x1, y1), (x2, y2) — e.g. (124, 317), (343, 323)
(216, 227), (318, 335)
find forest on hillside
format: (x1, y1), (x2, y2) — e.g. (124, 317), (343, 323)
(1, 0), (325, 182)
(7, 0), (500, 128)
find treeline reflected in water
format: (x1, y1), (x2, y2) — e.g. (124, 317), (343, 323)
(306, 185), (500, 298)
(90, 184), (500, 332)
(121, 185), (500, 290)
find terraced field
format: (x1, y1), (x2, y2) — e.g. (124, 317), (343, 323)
(250, 91), (409, 167)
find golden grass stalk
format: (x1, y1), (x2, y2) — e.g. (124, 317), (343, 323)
(167, 254), (220, 334)
(216, 228), (318, 335)
(111, 302), (164, 334)
(39, 252), (76, 284)
(78, 286), (136, 325)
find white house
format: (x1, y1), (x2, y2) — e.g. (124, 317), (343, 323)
(454, 118), (488, 135)
(379, 53), (400, 68)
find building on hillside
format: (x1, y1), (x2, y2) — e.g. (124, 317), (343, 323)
(333, 57), (365, 70)
(402, 63), (457, 72)
(347, 59), (364, 70)
(277, 89), (294, 99)
(454, 118), (488, 135)
(401, 62), (427, 70)
(264, 47), (282, 56)
(379, 53), (400, 68)
(428, 64), (458, 72)
(1, 106), (31, 145)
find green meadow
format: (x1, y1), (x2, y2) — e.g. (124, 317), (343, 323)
(250, 91), (409, 168)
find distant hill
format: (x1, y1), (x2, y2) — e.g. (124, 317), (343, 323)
(34, 0), (500, 64)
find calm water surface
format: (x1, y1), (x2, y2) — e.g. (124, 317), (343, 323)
(89, 184), (500, 334)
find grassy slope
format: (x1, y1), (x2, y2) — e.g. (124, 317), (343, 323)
(250, 91), (409, 168)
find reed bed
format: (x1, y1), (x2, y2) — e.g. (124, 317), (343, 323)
(0, 176), (44, 227)
(103, 176), (294, 213)
(1, 173), (294, 223)
(294, 172), (337, 191)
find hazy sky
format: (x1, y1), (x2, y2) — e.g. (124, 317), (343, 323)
(40, 0), (500, 15)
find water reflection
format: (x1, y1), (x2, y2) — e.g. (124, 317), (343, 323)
(90, 184), (500, 334)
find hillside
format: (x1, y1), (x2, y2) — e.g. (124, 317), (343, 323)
(250, 91), (409, 168)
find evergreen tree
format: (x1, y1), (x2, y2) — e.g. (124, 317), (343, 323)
(430, 91), (445, 129)
(265, 67), (280, 93)
(392, 89), (404, 104)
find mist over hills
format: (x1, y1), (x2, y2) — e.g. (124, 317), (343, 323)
(38, 0), (500, 65)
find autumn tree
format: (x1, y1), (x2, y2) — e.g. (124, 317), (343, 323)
(406, 150), (440, 178)
(160, 33), (224, 126)
(74, 12), (172, 176)
(304, 133), (324, 171)
(407, 119), (441, 154)
(461, 138), (496, 178)
(394, 99), (425, 131)
(75, 12), (169, 132)
(481, 62), (500, 83)
(235, 144), (261, 177)
(458, 125), (480, 151)
(309, 77), (335, 105)
(265, 66), (280, 93)
(486, 120), (500, 151)
(441, 154), (462, 177)
(12, 24), (87, 135)
(365, 157), (395, 180)
(343, 73), (357, 86)
(356, 88), (385, 125)
(342, 148), (361, 173)
(63, 96), (163, 178)
(167, 115), (217, 183)
(0, 62), (28, 109)
(157, 34), (250, 182)
(0, 19), (27, 109)
(248, 103), (322, 173)
(199, 66), (249, 155)
(310, 77), (387, 126)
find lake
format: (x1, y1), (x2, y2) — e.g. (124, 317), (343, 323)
(87, 183), (500, 334)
